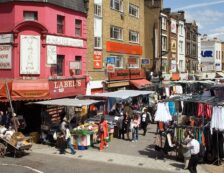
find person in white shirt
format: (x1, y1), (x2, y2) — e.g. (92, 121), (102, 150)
(186, 133), (200, 173)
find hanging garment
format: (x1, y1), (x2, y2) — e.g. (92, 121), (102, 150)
(154, 102), (172, 122)
(211, 106), (224, 133)
(168, 101), (176, 116)
(175, 85), (183, 94)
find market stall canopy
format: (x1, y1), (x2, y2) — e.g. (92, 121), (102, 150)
(89, 90), (155, 100)
(0, 80), (12, 101)
(32, 98), (103, 107)
(130, 79), (151, 89)
(11, 79), (50, 101)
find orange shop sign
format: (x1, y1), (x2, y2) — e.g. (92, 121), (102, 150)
(93, 51), (102, 69)
(106, 41), (142, 55)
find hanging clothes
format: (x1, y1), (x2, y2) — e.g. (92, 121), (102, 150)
(211, 106), (224, 133)
(154, 102), (172, 122)
(168, 101), (176, 116)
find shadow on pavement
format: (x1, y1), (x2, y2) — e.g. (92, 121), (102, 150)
(170, 163), (184, 169)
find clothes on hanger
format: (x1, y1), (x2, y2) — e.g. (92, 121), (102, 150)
(211, 106), (224, 132)
(154, 102), (172, 122)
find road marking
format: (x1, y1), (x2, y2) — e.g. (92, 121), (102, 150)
(1, 163), (44, 173)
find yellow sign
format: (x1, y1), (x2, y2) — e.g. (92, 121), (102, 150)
(171, 39), (176, 53)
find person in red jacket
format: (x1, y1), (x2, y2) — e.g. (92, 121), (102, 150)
(98, 116), (108, 151)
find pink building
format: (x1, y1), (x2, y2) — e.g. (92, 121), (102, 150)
(0, 0), (88, 100)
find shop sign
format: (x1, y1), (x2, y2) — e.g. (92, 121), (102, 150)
(108, 69), (145, 81)
(171, 19), (177, 33)
(47, 45), (57, 64)
(141, 58), (150, 65)
(171, 60), (177, 72)
(201, 50), (213, 57)
(93, 51), (102, 69)
(46, 35), (83, 47)
(0, 34), (13, 44)
(0, 45), (12, 69)
(49, 78), (86, 98)
(20, 35), (40, 74)
(107, 64), (115, 73)
(171, 39), (176, 53)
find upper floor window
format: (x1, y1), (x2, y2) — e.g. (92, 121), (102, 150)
(179, 24), (184, 35)
(129, 4), (139, 18)
(94, 37), (102, 49)
(161, 17), (167, 30)
(162, 36), (167, 51)
(57, 15), (65, 34)
(110, 0), (123, 12)
(75, 19), (82, 37)
(74, 56), (82, 75)
(179, 40), (183, 53)
(94, 4), (102, 17)
(56, 55), (64, 76)
(110, 26), (123, 40)
(129, 30), (139, 43)
(128, 56), (139, 68)
(23, 11), (38, 21)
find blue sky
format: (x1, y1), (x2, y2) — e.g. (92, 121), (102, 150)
(164, 0), (224, 40)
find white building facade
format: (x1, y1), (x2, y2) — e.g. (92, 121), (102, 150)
(201, 38), (222, 72)
(177, 20), (185, 72)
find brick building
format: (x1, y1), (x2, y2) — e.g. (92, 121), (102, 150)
(87, 0), (146, 93)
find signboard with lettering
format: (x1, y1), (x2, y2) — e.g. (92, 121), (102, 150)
(107, 64), (115, 73)
(0, 45), (12, 69)
(94, 51), (102, 69)
(0, 34), (13, 44)
(20, 35), (40, 74)
(171, 39), (177, 53)
(49, 78), (86, 98)
(108, 69), (145, 81)
(47, 46), (57, 64)
(171, 19), (177, 33)
(46, 35), (84, 47)
(201, 50), (213, 58)
(141, 58), (150, 65)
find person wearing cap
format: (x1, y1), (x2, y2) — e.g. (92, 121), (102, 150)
(183, 132), (200, 173)
(10, 113), (20, 132)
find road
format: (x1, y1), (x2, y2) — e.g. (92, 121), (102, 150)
(0, 152), (176, 173)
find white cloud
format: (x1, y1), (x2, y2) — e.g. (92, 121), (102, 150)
(205, 26), (224, 41)
(174, 0), (224, 11)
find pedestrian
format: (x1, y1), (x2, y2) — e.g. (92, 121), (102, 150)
(131, 114), (140, 142)
(122, 112), (131, 140)
(65, 124), (76, 155)
(2, 111), (10, 128)
(61, 117), (68, 133)
(184, 132), (200, 173)
(57, 130), (66, 154)
(141, 107), (150, 136)
(98, 116), (108, 151)
(116, 115), (123, 139)
(10, 113), (20, 132)
(182, 130), (191, 169)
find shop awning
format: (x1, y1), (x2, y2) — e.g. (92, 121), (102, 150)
(32, 98), (103, 107)
(0, 80), (12, 101)
(89, 90), (155, 100)
(130, 79), (151, 89)
(216, 72), (224, 78)
(11, 79), (50, 101)
(0, 81), (6, 99)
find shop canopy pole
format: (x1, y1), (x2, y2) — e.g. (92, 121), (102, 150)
(5, 81), (14, 115)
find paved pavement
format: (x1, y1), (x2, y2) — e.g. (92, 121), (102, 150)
(30, 124), (209, 173)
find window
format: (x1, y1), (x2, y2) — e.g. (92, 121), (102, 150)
(179, 60), (184, 72)
(74, 56), (82, 75)
(94, 37), (102, 48)
(109, 55), (123, 68)
(75, 19), (82, 37)
(110, 0), (123, 12)
(161, 17), (167, 30)
(57, 15), (64, 34)
(23, 11), (38, 21)
(129, 4), (139, 17)
(179, 24), (184, 35)
(128, 56), (139, 68)
(162, 36), (167, 51)
(110, 26), (123, 40)
(129, 31), (139, 43)
(186, 43), (190, 55)
(179, 41), (183, 53)
(94, 4), (102, 17)
(56, 55), (64, 76)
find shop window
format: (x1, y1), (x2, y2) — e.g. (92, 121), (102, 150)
(109, 55), (123, 68)
(57, 15), (64, 34)
(110, 26), (123, 40)
(129, 30), (139, 43)
(23, 11), (38, 21)
(56, 55), (64, 76)
(94, 4), (102, 17)
(75, 56), (82, 75)
(128, 56), (139, 68)
(129, 4), (139, 18)
(94, 37), (102, 48)
(75, 19), (82, 37)
(110, 0), (123, 12)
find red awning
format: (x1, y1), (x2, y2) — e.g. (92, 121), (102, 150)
(0, 80), (12, 101)
(11, 79), (50, 101)
(130, 79), (151, 89)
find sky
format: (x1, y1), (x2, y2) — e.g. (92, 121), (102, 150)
(164, 0), (224, 40)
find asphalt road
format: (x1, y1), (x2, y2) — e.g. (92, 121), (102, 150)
(0, 152), (176, 173)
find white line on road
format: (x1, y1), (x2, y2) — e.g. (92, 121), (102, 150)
(1, 163), (44, 173)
